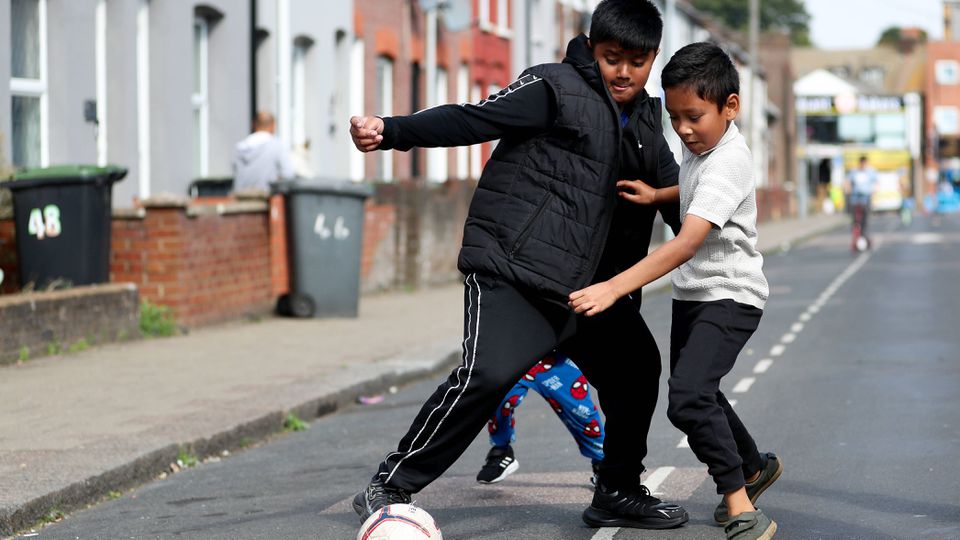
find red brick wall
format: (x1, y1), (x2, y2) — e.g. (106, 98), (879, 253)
(110, 201), (275, 328)
(756, 186), (795, 223)
(0, 219), (18, 294)
(269, 195), (289, 297)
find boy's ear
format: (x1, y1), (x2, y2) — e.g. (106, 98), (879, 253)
(724, 93), (740, 119)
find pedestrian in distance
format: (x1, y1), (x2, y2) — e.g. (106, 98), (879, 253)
(477, 352), (605, 486)
(348, 0), (689, 531)
(569, 42), (783, 540)
(232, 111), (296, 192)
(844, 155), (877, 252)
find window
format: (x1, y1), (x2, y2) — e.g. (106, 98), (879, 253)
(456, 64), (469, 179)
(10, 0), (47, 168)
(375, 55), (394, 181)
(291, 38), (313, 153)
(497, 0), (511, 34)
(192, 16), (210, 177)
(935, 60), (959, 86)
(349, 38), (365, 181)
(479, 0), (493, 31)
(470, 84), (483, 178)
(859, 66), (884, 89)
(427, 67), (449, 182)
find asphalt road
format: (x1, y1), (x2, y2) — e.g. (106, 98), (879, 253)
(27, 212), (960, 540)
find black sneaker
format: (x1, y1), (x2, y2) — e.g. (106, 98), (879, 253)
(582, 482), (689, 529)
(725, 509), (777, 539)
(715, 453), (783, 525)
(476, 445), (519, 484)
(352, 479), (412, 522)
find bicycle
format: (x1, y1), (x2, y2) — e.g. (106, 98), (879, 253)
(850, 200), (870, 253)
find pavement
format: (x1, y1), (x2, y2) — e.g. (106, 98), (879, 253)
(0, 211), (847, 537)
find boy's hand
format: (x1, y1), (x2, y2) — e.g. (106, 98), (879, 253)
(349, 116), (385, 152)
(568, 281), (619, 317)
(617, 179), (657, 205)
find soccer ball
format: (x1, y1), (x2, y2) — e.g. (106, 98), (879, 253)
(357, 504), (443, 540)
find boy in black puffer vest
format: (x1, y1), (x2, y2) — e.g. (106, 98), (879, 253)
(350, 0), (687, 530)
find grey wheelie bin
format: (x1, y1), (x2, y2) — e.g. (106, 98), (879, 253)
(275, 181), (373, 318)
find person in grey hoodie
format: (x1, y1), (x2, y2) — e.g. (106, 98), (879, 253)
(232, 111), (295, 191)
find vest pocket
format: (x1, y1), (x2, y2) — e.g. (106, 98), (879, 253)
(508, 192), (554, 258)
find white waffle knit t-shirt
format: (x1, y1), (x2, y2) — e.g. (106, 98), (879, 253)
(672, 122), (769, 309)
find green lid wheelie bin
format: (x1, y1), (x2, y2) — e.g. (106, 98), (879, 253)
(6, 165), (127, 288)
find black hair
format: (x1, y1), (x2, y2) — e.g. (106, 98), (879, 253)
(661, 42), (739, 110)
(589, 0), (663, 53)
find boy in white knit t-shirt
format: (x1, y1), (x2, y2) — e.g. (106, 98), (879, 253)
(568, 42), (781, 540)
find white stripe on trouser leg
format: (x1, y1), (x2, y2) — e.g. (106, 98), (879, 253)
(381, 274), (476, 468)
(384, 273), (482, 484)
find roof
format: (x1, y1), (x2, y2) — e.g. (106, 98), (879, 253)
(790, 46), (927, 95)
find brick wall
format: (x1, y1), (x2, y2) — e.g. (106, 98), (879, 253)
(0, 283), (140, 365)
(756, 186), (796, 223)
(110, 196), (275, 328)
(0, 218), (17, 294)
(361, 179), (474, 292)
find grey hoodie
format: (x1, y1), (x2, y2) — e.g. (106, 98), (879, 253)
(232, 131), (295, 190)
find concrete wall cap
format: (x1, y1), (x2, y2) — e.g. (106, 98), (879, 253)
(0, 282), (139, 308)
(142, 194), (191, 208)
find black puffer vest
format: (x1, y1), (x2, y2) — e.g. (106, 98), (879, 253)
(457, 36), (624, 304)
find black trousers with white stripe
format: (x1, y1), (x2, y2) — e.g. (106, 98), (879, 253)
(376, 273), (663, 492)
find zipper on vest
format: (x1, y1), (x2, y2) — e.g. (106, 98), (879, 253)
(508, 192), (554, 258)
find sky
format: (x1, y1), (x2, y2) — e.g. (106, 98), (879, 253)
(805, 0), (945, 49)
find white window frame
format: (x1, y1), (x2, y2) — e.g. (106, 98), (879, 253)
(349, 37), (365, 181)
(95, 0), (107, 166)
(192, 15), (210, 177)
(137, 0), (151, 198)
(497, 0), (512, 37)
(427, 67), (449, 183)
(456, 64), (470, 180)
(10, 0), (49, 167)
(470, 84), (483, 179)
(376, 55), (394, 181)
(291, 41), (309, 150)
(479, 0), (493, 32)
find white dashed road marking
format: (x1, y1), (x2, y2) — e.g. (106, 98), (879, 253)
(753, 359), (774, 374)
(732, 377), (756, 393)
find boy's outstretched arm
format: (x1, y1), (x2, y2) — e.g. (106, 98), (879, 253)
(347, 72), (556, 153)
(569, 215), (712, 316)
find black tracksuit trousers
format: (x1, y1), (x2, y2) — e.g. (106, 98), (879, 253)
(667, 299), (766, 494)
(375, 272), (662, 492)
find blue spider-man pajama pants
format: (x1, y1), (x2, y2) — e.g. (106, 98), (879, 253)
(486, 352), (605, 462)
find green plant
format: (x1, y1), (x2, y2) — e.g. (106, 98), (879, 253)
(18, 346), (29, 362)
(140, 300), (177, 337)
(68, 338), (90, 353)
(41, 507), (65, 524)
(46, 342), (61, 356)
(176, 447), (198, 468)
(283, 412), (309, 432)
(107, 490), (122, 500)
(239, 437), (252, 448)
